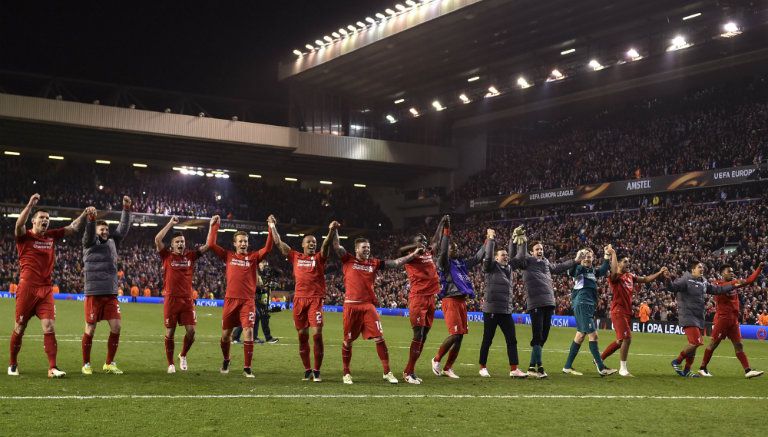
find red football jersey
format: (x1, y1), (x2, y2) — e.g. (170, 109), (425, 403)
(713, 266), (762, 320)
(16, 228), (67, 288)
(288, 250), (326, 298)
(404, 249), (439, 296)
(341, 253), (382, 304)
(210, 228), (273, 300)
(160, 248), (200, 298)
(609, 272), (636, 316)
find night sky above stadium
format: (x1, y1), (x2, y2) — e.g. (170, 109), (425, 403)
(1, 1), (394, 104)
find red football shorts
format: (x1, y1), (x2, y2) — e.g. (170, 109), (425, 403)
(441, 296), (468, 335)
(343, 302), (383, 341)
(684, 326), (704, 346)
(15, 283), (55, 324)
(164, 296), (197, 328)
(711, 318), (741, 343)
(222, 298), (255, 330)
(84, 295), (121, 324)
(610, 312), (632, 340)
(409, 294), (436, 328)
(293, 297), (324, 330)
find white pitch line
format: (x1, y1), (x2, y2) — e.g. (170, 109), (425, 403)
(0, 394), (765, 401)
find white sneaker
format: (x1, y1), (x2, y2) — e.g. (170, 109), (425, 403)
(510, 369), (528, 378)
(7, 365), (19, 376)
(562, 368), (583, 376)
(619, 369), (635, 377)
(698, 368), (713, 377)
(431, 358), (442, 376)
(383, 372), (399, 384)
(342, 373), (353, 385)
(243, 368), (255, 378)
(745, 369), (764, 379)
(48, 367), (66, 378)
(479, 367), (491, 378)
(442, 368), (460, 379)
(599, 367), (618, 377)
(178, 354), (188, 371)
(167, 364), (176, 374)
(404, 373), (421, 385)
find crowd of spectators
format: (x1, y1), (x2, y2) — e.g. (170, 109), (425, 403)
(0, 156), (391, 229)
(453, 75), (768, 203)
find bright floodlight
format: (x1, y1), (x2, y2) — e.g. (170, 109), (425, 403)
(323, 35), (332, 42)
(357, 21), (366, 28)
(721, 22), (742, 37)
(305, 44), (314, 50)
(386, 8), (396, 15)
(396, 4), (407, 11)
(376, 12), (386, 19)
(409, 107), (419, 116)
(560, 48), (575, 55)
(366, 17), (376, 23)
(588, 59), (604, 71)
(347, 25), (356, 31)
(626, 48), (642, 61)
(467, 76), (480, 82)
(667, 35), (691, 51)
(315, 39), (324, 46)
(386, 114), (397, 124)
(354, 183), (367, 188)
(339, 28), (348, 36)
(517, 77), (532, 89)
(406, 0), (417, 5)
(459, 94), (471, 104)
(682, 12), (701, 21)
(485, 86), (500, 97)
(394, 98), (405, 104)
(292, 49), (302, 56)
(432, 100), (445, 111)
(546, 69), (565, 82)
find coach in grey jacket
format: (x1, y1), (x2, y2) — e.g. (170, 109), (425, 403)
(477, 228), (527, 378)
(80, 196), (132, 375)
(514, 232), (577, 378)
(666, 260), (738, 377)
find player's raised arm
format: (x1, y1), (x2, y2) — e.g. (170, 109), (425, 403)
(328, 221), (346, 258)
(637, 266), (668, 284)
(270, 217), (291, 257)
(64, 206), (91, 237)
(198, 215), (218, 254)
(255, 215), (276, 259)
(429, 214), (449, 253)
(155, 216), (179, 252)
(206, 215), (227, 260)
(82, 207), (98, 248)
(112, 196), (132, 243)
(596, 245), (613, 277)
(383, 246), (423, 270)
(609, 244), (620, 281)
(320, 225), (333, 258)
(15, 193), (39, 238)
(436, 225), (450, 271)
(482, 229), (496, 273)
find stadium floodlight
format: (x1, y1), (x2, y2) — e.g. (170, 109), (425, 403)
(339, 28), (348, 36)
(485, 86), (500, 97)
(626, 48), (642, 61)
(666, 35), (691, 52)
(319, 180), (333, 185)
(546, 69), (565, 82)
(132, 163), (147, 168)
(406, 0), (417, 5)
(323, 35), (332, 42)
(284, 177), (298, 182)
(347, 25), (357, 31)
(721, 22), (741, 37)
(292, 49), (302, 56)
(206, 173), (214, 177)
(332, 32), (340, 38)
(386, 114), (397, 123)
(222, 174), (230, 179)
(3, 151), (20, 156)
(396, 4), (407, 11)
(588, 59), (604, 71)
(560, 48), (575, 55)
(432, 100), (445, 111)
(366, 16), (376, 24)
(356, 21), (366, 28)
(315, 39), (324, 46)
(386, 8), (396, 15)
(95, 159), (111, 165)
(248, 174), (262, 178)
(459, 93), (471, 104)
(409, 107), (420, 117)
(305, 44), (314, 50)
(517, 77), (532, 89)
(376, 12), (386, 19)
(394, 98), (405, 104)
(682, 12), (701, 21)
(354, 183), (367, 188)
(195, 170), (204, 176)
(467, 75), (480, 82)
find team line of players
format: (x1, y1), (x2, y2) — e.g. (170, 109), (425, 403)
(7, 194), (764, 382)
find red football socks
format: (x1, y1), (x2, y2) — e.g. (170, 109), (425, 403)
(375, 339), (391, 374)
(43, 332), (57, 369)
(106, 332), (120, 364)
(342, 342), (352, 375)
(404, 340), (423, 374)
(601, 341), (621, 360)
(244, 341), (254, 369)
(445, 347), (460, 370)
(9, 331), (22, 366)
(736, 351), (750, 370)
(701, 348), (713, 368)
(298, 332), (311, 370)
(220, 339), (231, 360)
(165, 336), (175, 366)
(81, 333), (93, 365)
(313, 333), (324, 371)
(181, 333), (194, 357)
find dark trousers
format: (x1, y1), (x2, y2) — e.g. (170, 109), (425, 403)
(479, 312), (518, 366)
(529, 306), (555, 347)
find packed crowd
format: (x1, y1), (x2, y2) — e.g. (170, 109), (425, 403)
(2, 185), (766, 323)
(453, 75), (768, 202)
(0, 156), (391, 229)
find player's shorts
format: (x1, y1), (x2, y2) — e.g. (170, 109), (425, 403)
(711, 318), (741, 342)
(84, 295), (121, 324)
(573, 303), (596, 334)
(683, 326), (704, 346)
(164, 296), (197, 328)
(409, 294), (436, 328)
(343, 302), (383, 341)
(14, 283), (55, 324)
(610, 311), (632, 340)
(441, 296), (468, 335)
(293, 296), (324, 330)
(222, 298), (256, 330)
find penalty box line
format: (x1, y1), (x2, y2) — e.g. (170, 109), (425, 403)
(1, 394), (766, 400)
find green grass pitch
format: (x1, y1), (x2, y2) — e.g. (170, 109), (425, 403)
(1, 299), (766, 436)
